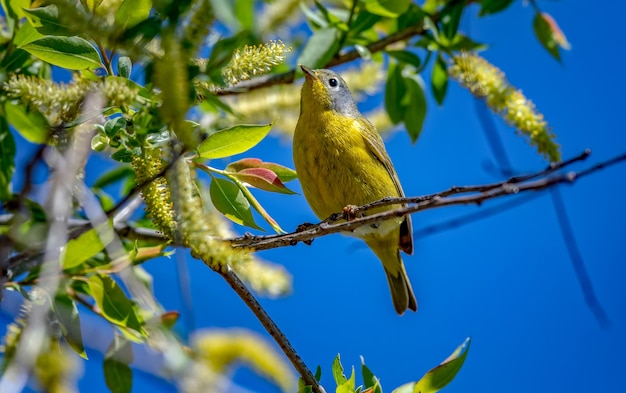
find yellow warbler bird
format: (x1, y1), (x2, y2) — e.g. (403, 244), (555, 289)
(293, 65), (417, 314)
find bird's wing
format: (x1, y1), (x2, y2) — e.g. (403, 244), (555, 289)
(357, 117), (414, 255)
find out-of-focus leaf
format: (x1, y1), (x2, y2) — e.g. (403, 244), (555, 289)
(441, 1), (464, 39)
(62, 226), (114, 269)
(115, 0), (152, 30)
(234, 0), (254, 30)
(0, 115), (15, 202)
(87, 275), (144, 333)
(448, 34), (487, 51)
(4, 103), (49, 144)
(397, 3), (425, 31)
(104, 335), (133, 393)
(229, 168), (297, 194)
(431, 54), (448, 106)
(1, 0), (29, 21)
(331, 354), (347, 386)
(478, 0), (515, 16)
(410, 337), (471, 393)
(533, 12), (561, 62)
(403, 74), (427, 143)
(22, 5), (72, 36)
(384, 63), (406, 124)
(197, 123), (272, 159)
(386, 50), (422, 69)
(53, 294), (87, 359)
(297, 26), (340, 69)
(350, 11), (381, 35)
(209, 0), (239, 30)
(20, 36), (103, 70)
(364, 0), (410, 18)
(210, 177), (263, 229)
(225, 158), (298, 182)
(110, 149), (134, 163)
(118, 56), (132, 78)
(93, 166), (135, 189)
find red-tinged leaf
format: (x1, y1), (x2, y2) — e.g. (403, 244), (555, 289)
(225, 158), (297, 182)
(231, 168), (297, 195)
(541, 12), (571, 50)
(160, 311), (179, 329)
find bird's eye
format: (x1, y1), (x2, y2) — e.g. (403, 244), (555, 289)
(328, 78), (338, 87)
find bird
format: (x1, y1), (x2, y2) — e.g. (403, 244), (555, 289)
(292, 64), (417, 315)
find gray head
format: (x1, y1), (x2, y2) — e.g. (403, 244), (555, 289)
(299, 65), (360, 117)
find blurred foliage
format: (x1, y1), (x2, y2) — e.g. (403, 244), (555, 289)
(0, 0), (567, 391)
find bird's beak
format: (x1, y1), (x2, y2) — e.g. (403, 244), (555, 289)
(300, 64), (315, 80)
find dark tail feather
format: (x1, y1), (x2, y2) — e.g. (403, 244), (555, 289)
(384, 262), (417, 315)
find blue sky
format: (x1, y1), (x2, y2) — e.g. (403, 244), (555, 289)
(2, 1), (625, 392)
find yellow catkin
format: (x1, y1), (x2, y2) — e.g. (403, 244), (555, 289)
(192, 329), (295, 392)
(222, 40), (292, 86)
(131, 148), (177, 238)
(449, 52), (561, 162)
(5, 75), (139, 125)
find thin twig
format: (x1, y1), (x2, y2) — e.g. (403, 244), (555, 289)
(213, 22), (425, 96)
(216, 267), (325, 393)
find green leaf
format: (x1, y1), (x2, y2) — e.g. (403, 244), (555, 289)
(386, 50), (422, 69)
(104, 335), (133, 393)
(115, 0), (152, 30)
(441, 1), (464, 39)
(229, 168), (297, 195)
(0, 115), (16, 202)
(361, 358), (381, 393)
(62, 225), (114, 269)
(533, 12), (561, 62)
(22, 5), (72, 36)
(209, 0), (239, 30)
(21, 36), (102, 70)
(431, 54), (448, 106)
(478, 0), (515, 16)
(118, 56), (132, 78)
(197, 123), (272, 159)
(234, 0), (254, 30)
(110, 149), (134, 163)
(53, 294), (87, 359)
(93, 166), (135, 189)
(210, 177), (262, 229)
(1, 0), (29, 21)
(331, 354), (347, 386)
(403, 74), (427, 143)
(412, 337), (471, 393)
(13, 19), (45, 47)
(87, 275), (144, 333)
(350, 11), (382, 35)
(384, 63), (406, 124)
(225, 158), (297, 182)
(337, 366), (355, 393)
(364, 0), (410, 18)
(4, 103), (49, 144)
(297, 26), (341, 69)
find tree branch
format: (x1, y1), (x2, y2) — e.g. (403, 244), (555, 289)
(213, 23), (425, 96)
(228, 150), (625, 251)
(216, 267), (325, 393)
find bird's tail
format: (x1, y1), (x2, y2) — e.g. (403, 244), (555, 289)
(367, 239), (417, 315)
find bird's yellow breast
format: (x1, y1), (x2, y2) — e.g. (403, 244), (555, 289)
(293, 110), (399, 220)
